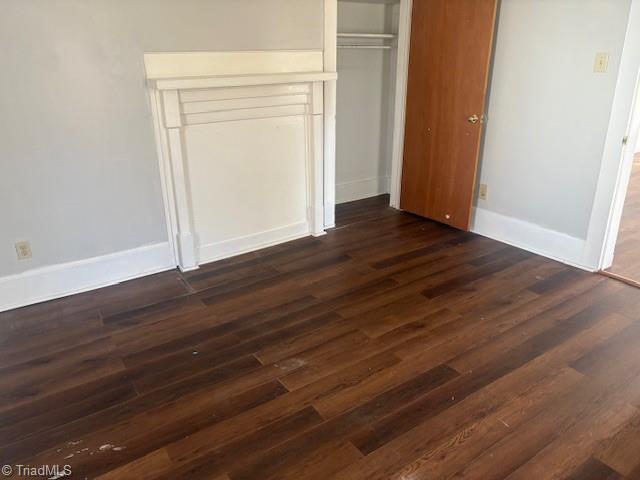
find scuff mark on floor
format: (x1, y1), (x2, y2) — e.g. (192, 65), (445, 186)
(274, 358), (307, 371)
(97, 443), (126, 453)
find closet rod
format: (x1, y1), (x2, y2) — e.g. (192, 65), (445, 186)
(337, 32), (397, 39)
(338, 45), (394, 50)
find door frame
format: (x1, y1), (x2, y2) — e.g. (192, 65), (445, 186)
(598, 69), (640, 270)
(389, 0), (414, 209)
(323, 0), (413, 223)
(584, 0), (640, 271)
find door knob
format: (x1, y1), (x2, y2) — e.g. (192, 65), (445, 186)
(468, 114), (480, 124)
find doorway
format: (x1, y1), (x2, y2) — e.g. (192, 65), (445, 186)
(335, 0), (402, 206)
(600, 66), (640, 286)
(332, 0), (410, 220)
(603, 140), (640, 286)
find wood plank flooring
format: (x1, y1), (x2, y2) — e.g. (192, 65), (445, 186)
(2, 194), (640, 479)
(606, 153), (640, 285)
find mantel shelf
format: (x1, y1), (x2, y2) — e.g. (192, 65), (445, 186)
(150, 71), (338, 91)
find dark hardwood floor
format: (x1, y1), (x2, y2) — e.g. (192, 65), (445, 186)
(2, 194), (640, 479)
(606, 153), (640, 285)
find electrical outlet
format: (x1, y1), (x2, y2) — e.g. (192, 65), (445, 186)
(594, 52), (609, 73)
(15, 241), (32, 260)
(479, 184), (488, 201)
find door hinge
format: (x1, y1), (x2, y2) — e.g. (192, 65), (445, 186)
(623, 135), (629, 146)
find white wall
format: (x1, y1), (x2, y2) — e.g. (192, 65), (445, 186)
(476, 0), (632, 243)
(0, 0), (324, 279)
(335, 1), (397, 203)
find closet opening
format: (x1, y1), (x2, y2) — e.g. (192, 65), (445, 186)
(335, 0), (405, 211)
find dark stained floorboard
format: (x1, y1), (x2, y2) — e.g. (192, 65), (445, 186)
(1, 194), (640, 479)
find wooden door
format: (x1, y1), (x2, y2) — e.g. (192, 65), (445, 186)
(400, 0), (499, 230)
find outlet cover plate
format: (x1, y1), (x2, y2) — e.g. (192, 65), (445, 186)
(15, 241), (32, 260)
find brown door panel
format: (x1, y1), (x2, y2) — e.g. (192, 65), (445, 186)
(400, 0), (499, 230)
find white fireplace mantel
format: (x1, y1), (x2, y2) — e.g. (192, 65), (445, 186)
(146, 51), (337, 271)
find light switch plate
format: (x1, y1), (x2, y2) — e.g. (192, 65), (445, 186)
(594, 52), (609, 73)
(479, 184), (488, 201)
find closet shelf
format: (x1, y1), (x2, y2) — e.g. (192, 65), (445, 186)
(338, 45), (394, 50)
(337, 32), (397, 39)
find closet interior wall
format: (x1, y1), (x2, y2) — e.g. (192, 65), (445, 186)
(336, 0), (400, 204)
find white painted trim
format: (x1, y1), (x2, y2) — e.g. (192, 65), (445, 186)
(183, 104), (309, 125)
(148, 51), (333, 270)
(324, 0), (338, 228)
(0, 243), (175, 313)
(179, 84), (310, 102)
(601, 71), (640, 269)
(389, 0), (413, 209)
(584, 0), (640, 271)
(162, 90), (198, 271)
(198, 222), (310, 265)
(472, 208), (593, 272)
(336, 176), (390, 204)
(149, 88), (180, 267)
(151, 72), (337, 91)
(181, 94), (310, 115)
(309, 82), (327, 236)
(144, 50), (324, 79)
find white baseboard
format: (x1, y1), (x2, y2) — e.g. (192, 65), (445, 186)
(472, 207), (595, 271)
(324, 202), (336, 229)
(336, 176), (390, 204)
(198, 221), (310, 265)
(0, 242), (176, 313)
